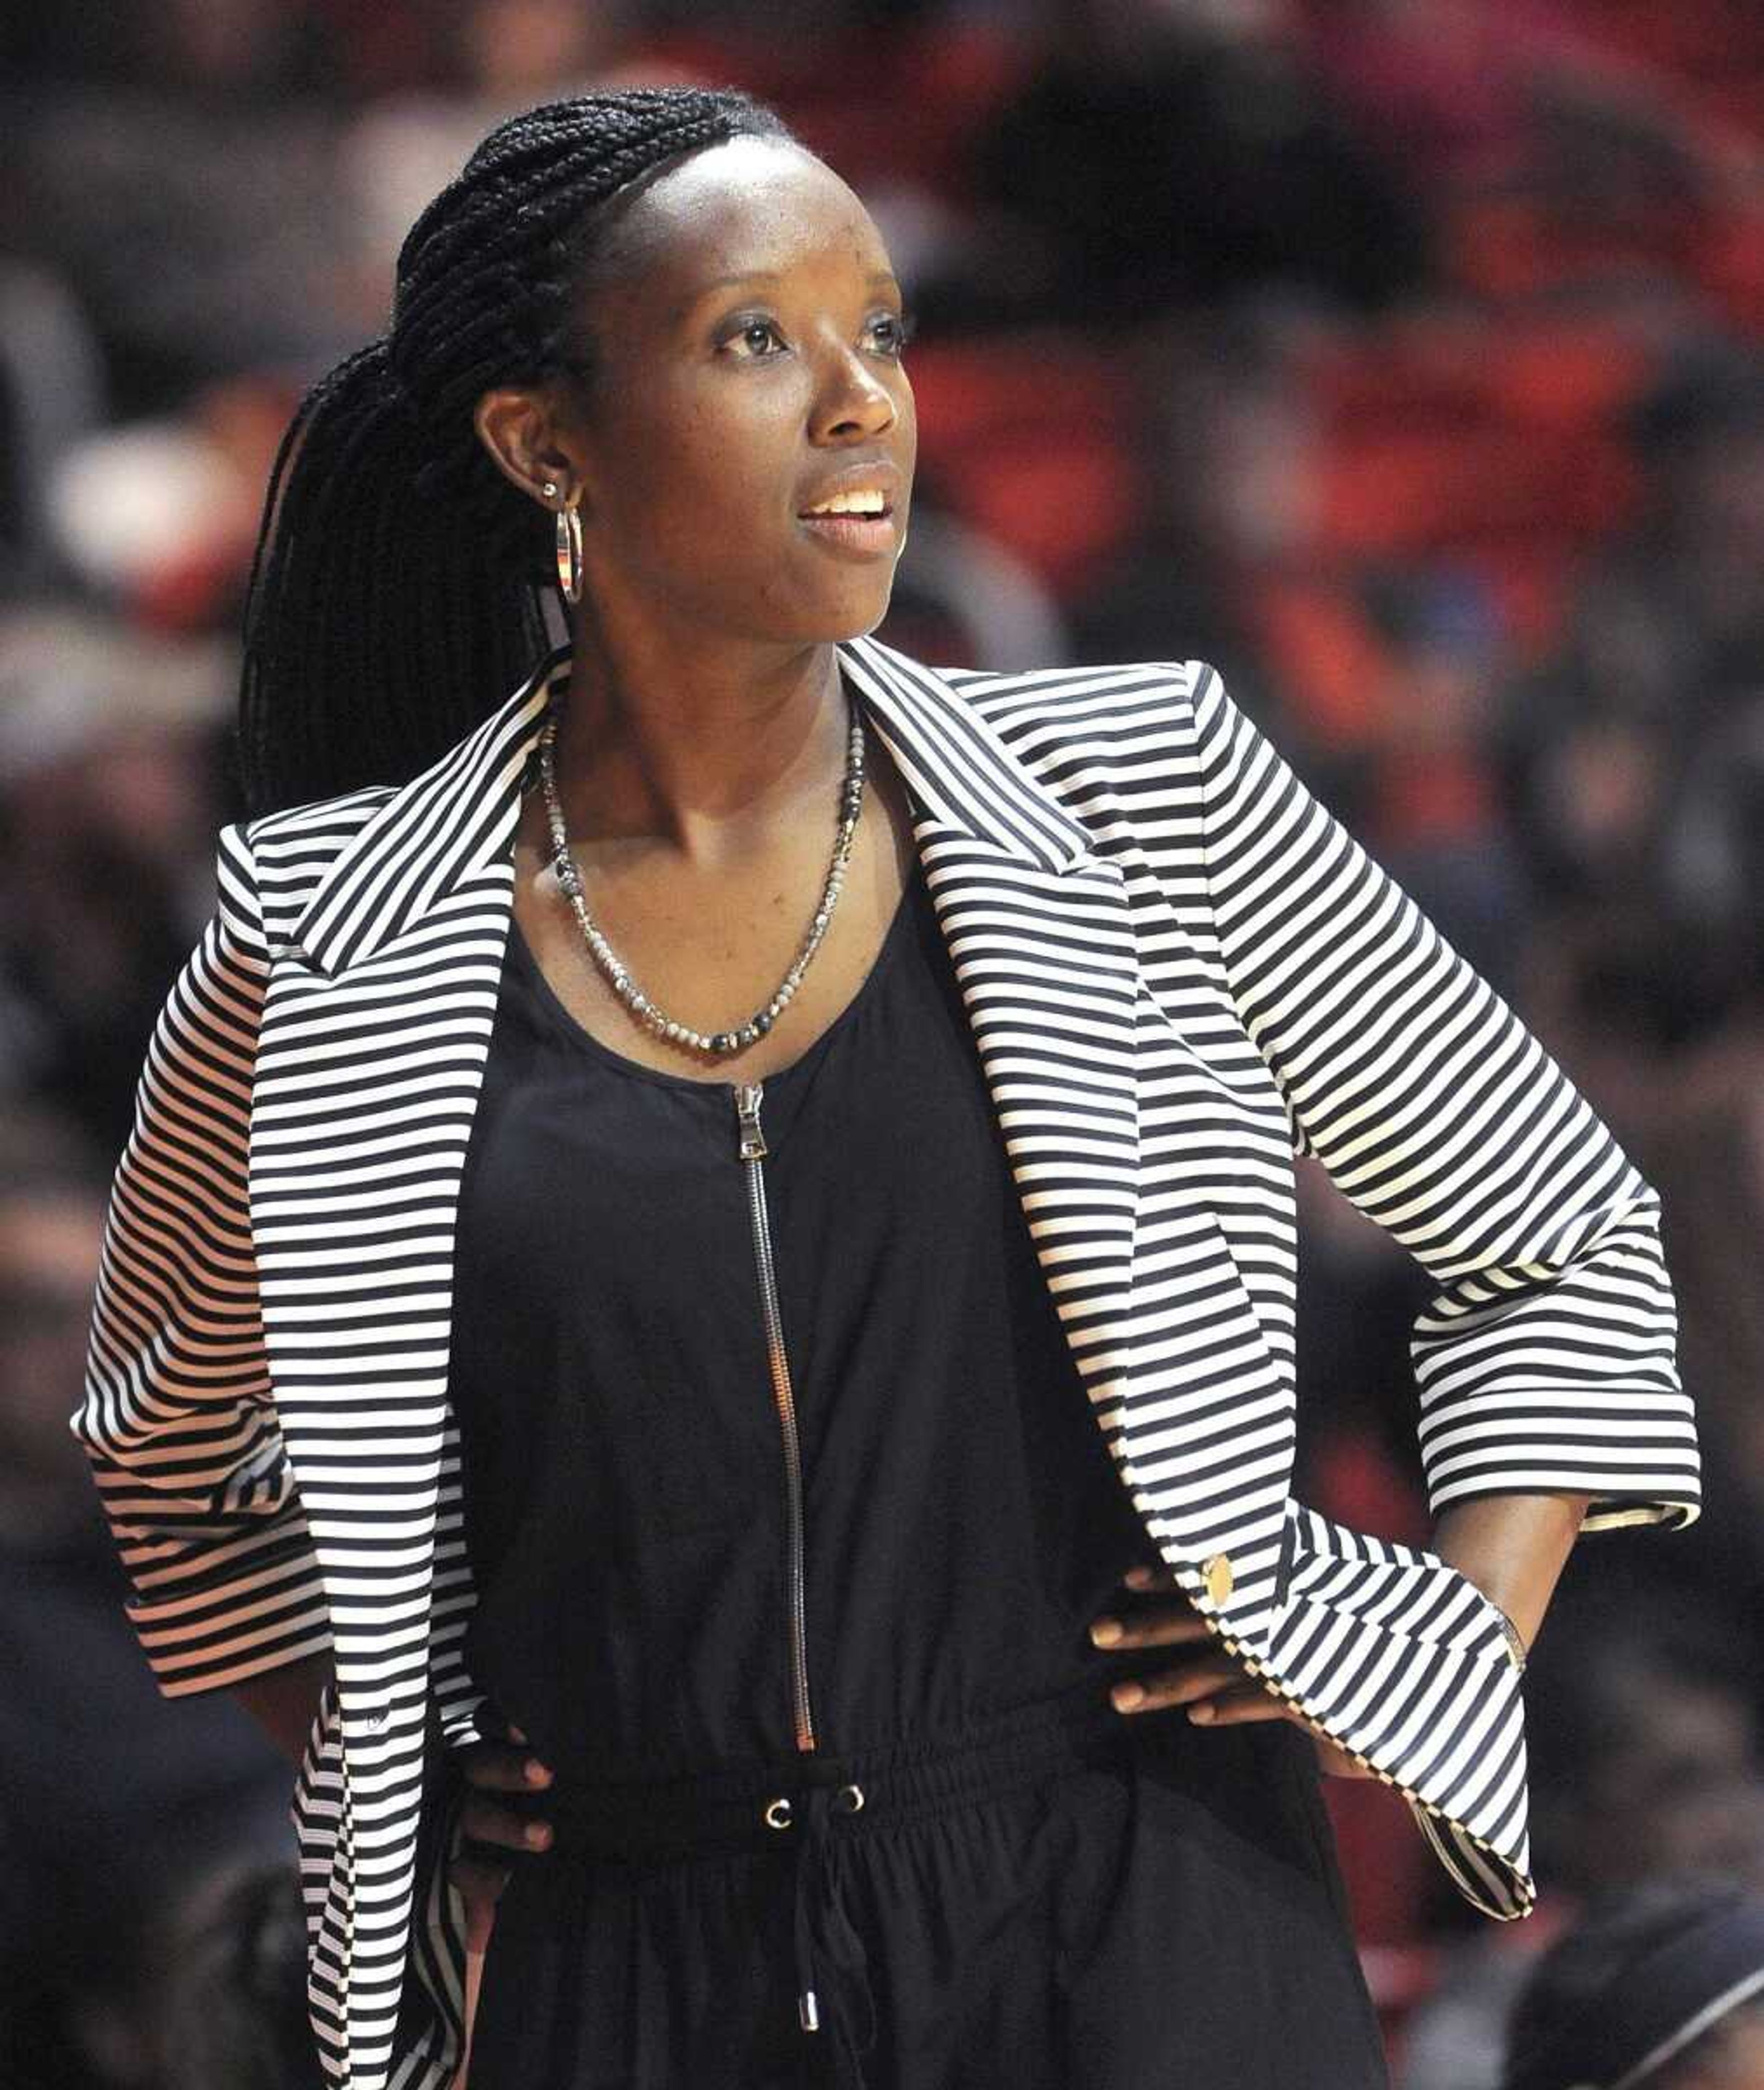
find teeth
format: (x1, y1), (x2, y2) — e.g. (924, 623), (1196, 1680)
(806, 490), (887, 516)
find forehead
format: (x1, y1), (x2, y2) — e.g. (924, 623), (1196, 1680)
(591, 137), (891, 310)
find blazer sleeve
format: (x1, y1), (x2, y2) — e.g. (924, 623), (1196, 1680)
(71, 818), (333, 1696)
(1184, 663), (1700, 1533)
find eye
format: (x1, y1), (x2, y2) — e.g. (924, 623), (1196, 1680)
(719, 307), (920, 362)
(867, 306), (918, 357)
(724, 316), (787, 361)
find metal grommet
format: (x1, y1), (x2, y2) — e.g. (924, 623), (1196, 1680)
(763, 1795), (793, 1829)
(836, 1783), (865, 1812)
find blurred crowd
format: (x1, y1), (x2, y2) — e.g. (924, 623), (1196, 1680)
(0, 2), (1760, 2086)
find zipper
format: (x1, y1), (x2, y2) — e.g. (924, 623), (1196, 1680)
(732, 1080), (818, 1752)
(726, 1081), (1524, 1916)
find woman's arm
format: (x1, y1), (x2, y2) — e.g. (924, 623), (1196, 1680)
(1179, 663), (1699, 1549)
(71, 821), (333, 1700)
(1091, 666), (1698, 1787)
(1431, 1492), (1591, 1653)
(234, 1649), (337, 1763)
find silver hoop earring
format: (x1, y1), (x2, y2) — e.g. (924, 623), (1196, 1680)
(543, 481), (585, 606)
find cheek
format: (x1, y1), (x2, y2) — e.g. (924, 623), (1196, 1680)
(616, 395), (794, 555)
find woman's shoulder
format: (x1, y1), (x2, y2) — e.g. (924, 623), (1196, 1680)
(925, 653), (1216, 757)
(936, 653), (1208, 700)
(213, 780), (402, 946)
(228, 779), (401, 887)
(243, 777), (402, 846)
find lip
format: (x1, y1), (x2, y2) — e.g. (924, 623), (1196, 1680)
(797, 456), (904, 513)
(794, 456), (906, 561)
(796, 503), (900, 558)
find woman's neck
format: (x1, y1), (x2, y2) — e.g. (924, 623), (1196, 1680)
(547, 622), (851, 871)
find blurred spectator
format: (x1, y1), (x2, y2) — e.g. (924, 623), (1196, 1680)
(1501, 343), (1764, 1121)
(43, 377), (298, 633)
(1303, 0), (1763, 335)
(337, 0), (656, 331)
(1505, 344), (1764, 873)
(1355, 564), (1532, 987)
(10, 0), (355, 415)
(963, 0), (1431, 328)
(0, 262), (104, 601)
(1527, 1587), (1764, 1897)
(1062, 309), (1312, 718)
(1397, 1585), (1764, 2089)
(1067, 306), (1532, 982)
(0, 610), (234, 1156)
(1635, 1022), (1764, 1722)
(0, 1116), (291, 2090)
(1301, 0), (1543, 193)
(1500, 1880), (1764, 2090)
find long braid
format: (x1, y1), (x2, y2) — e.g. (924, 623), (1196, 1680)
(237, 87), (797, 819)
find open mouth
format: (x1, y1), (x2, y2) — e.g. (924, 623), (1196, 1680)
(797, 502), (895, 523)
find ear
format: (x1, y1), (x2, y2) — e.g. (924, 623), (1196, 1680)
(473, 384), (588, 504)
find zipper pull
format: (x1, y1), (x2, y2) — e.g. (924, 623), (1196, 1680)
(733, 1080), (768, 1161)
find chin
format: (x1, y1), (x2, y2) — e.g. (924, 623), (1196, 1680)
(785, 584), (901, 648)
(850, 564), (909, 633)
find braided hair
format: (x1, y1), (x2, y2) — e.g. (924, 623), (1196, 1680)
(237, 86), (799, 819)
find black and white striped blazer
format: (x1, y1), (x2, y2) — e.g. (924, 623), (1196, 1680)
(75, 636), (1700, 2090)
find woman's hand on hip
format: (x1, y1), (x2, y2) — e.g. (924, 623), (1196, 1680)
(450, 1723), (555, 1950)
(1091, 1561), (1370, 1779)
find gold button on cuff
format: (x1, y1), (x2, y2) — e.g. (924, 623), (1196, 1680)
(1202, 1553), (1234, 1607)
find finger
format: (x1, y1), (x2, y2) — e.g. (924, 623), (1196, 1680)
(1186, 1681), (1291, 1728)
(1187, 1689), (1372, 1779)
(1121, 1562), (1178, 1592)
(461, 1745), (553, 1793)
(460, 1795), (554, 1853)
(1108, 1655), (1242, 1714)
(1312, 1735), (1373, 1780)
(1176, 1685), (1377, 1779)
(1090, 1604), (1210, 1651)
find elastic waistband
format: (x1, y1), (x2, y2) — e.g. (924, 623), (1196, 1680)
(537, 1678), (1136, 2088)
(543, 1676), (1132, 1864)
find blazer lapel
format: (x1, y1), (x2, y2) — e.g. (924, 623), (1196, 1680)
(837, 637), (1142, 1422)
(286, 646), (569, 978)
(843, 643), (1287, 1626)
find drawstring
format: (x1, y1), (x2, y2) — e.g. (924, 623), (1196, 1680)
(534, 1680), (1134, 2080)
(772, 1779), (875, 2085)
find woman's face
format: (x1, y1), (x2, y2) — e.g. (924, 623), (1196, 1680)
(555, 135), (916, 651)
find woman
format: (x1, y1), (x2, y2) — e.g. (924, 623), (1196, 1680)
(74, 87), (1700, 2090)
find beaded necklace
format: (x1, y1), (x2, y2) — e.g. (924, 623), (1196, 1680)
(536, 689), (866, 1059)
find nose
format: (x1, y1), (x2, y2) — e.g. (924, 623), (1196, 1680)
(810, 340), (898, 444)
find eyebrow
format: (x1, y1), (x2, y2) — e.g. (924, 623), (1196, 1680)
(677, 267), (902, 317)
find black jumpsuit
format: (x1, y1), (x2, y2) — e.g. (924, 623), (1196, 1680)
(447, 850), (1389, 2090)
